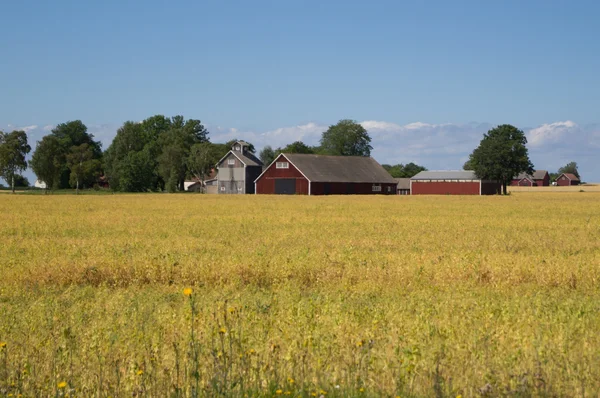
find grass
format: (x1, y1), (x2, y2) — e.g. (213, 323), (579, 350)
(1, 193), (599, 396)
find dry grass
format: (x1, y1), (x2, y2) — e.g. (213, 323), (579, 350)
(1, 193), (600, 397)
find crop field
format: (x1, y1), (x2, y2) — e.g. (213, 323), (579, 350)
(1, 193), (600, 397)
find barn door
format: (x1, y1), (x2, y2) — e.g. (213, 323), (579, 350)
(324, 183), (331, 195)
(275, 179), (296, 195)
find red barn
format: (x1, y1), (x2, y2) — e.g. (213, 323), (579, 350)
(510, 170), (550, 186)
(410, 171), (501, 195)
(254, 153), (397, 195)
(556, 173), (580, 186)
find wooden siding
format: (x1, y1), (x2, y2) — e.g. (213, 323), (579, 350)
(556, 175), (579, 186)
(255, 161), (309, 195)
(310, 182), (396, 195)
(411, 181), (481, 195)
(218, 153), (244, 168)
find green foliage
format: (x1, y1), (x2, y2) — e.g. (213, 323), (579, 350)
(382, 162), (427, 178)
(30, 135), (64, 191)
(319, 119), (372, 156)
(558, 161), (580, 179)
(187, 142), (226, 181)
(465, 124), (534, 194)
(66, 144), (102, 193)
(13, 174), (30, 187)
(0, 130), (31, 192)
(278, 141), (316, 155)
(104, 116), (209, 192)
(259, 145), (276, 165)
(50, 120), (103, 188)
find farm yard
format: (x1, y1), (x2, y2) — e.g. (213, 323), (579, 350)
(1, 193), (600, 397)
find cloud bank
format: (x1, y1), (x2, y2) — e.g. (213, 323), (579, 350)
(2, 119), (599, 185)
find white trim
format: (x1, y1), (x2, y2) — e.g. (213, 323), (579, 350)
(479, 180), (482, 195)
(409, 179), (412, 195)
(216, 151), (248, 168)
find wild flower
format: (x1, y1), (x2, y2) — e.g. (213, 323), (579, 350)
(183, 288), (192, 296)
(0, 342), (6, 348)
(57, 381), (67, 389)
(137, 370), (144, 376)
(276, 390), (283, 395)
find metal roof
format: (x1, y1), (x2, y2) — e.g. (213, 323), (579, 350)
(394, 178), (411, 189)
(282, 154), (396, 183)
(411, 170), (479, 180)
(235, 151), (262, 167)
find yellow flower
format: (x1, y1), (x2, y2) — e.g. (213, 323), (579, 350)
(219, 327), (226, 334)
(311, 393), (317, 397)
(0, 342), (6, 348)
(183, 288), (193, 296)
(320, 389), (327, 395)
(57, 381), (67, 389)
(284, 392), (291, 396)
(288, 377), (295, 384)
(356, 340), (364, 347)
(276, 390), (283, 395)
(137, 369), (144, 376)
(456, 395), (462, 398)
(359, 388), (365, 392)
(228, 307), (236, 313)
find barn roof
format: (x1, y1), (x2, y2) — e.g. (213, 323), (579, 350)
(411, 170), (479, 180)
(394, 178), (411, 189)
(282, 154), (396, 183)
(515, 170), (548, 180)
(559, 173), (580, 181)
(217, 150), (263, 167)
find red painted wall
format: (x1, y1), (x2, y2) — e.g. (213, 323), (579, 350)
(310, 182), (396, 195)
(411, 181), (481, 195)
(255, 159), (309, 194)
(518, 179), (534, 186)
(556, 175), (579, 186)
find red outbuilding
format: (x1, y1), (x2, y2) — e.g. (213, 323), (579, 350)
(556, 173), (580, 186)
(410, 171), (501, 195)
(510, 170), (550, 186)
(254, 153), (397, 195)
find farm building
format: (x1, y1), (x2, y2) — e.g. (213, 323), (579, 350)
(255, 153), (397, 195)
(395, 178), (411, 195)
(216, 141), (263, 194)
(556, 173), (580, 186)
(511, 170), (549, 186)
(410, 171), (501, 195)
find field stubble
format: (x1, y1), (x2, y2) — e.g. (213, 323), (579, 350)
(1, 193), (600, 397)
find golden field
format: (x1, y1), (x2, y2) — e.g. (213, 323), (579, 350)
(1, 193), (600, 397)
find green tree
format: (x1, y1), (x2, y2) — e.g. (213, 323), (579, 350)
(13, 175), (30, 187)
(320, 119), (372, 156)
(465, 124), (533, 195)
(558, 161), (580, 180)
(66, 144), (101, 194)
(259, 146), (276, 165)
(50, 120), (103, 188)
(30, 135), (64, 192)
(382, 162), (427, 178)
(0, 130), (31, 193)
(188, 142), (225, 182)
(279, 141), (315, 154)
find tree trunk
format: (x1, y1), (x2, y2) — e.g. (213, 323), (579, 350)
(503, 181), (507, 195)
(76, 178), (79, 195)
(11, 174), (15, 194)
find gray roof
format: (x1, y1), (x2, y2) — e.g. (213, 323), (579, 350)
(411, 170), (479, 180)
(234, 151), (262, 167)
(283, 154), (396, 183)
(515, 170), (548, 180)
(394, 178), (411, 189)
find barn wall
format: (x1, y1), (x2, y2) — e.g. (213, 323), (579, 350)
(518, 179), (534, 187)
(556, 175), (578, 186)
(310, 182), (396, 195)
(255, 159), (309, 194)
(411, 181), (481, 195)
(481, 181), (501, 195)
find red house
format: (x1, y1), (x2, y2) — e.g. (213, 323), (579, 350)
(254, 153), (397, 195)
(556, 173), (580, 186)
(510, 170), (550, 186)
(410, 171), (501, 195)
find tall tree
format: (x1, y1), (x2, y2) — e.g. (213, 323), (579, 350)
(465, 124), (533, 195)
(187, 142), (224, 182)
(66, 144), (101, 194)
(0, 130), (31, 193)
(279, 141), (315, 154)
(30, 135), (64, 192)
(382, 162), (427, 178)
(320, 119), (372, 157)
(50, 120), (102, 188)
(558, 161), (580, 179)
(259, 146), (276, 165)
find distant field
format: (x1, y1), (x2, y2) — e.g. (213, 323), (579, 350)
(1, 194), (600, 397)
(508, 183), (599, 192)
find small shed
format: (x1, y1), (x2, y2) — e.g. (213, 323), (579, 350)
(255, 153), (397, 195)
(395, 178), (411, 195)
(556, 173), (580, 186)
(410, 171), (501, 195)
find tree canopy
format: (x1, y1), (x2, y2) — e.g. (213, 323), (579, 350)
(30, 135), (64, 191)
(0, 130), (31, 193)
(558, 161), (580, 180)
(319, 120), (372, 157)
(382, 162), (427, 178)
(465, 124), (533, 195)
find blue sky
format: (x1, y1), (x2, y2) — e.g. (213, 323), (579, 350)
(2, 0), (600, 183)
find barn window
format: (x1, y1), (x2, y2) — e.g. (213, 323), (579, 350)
(386, 186), (392, 192)
(235, 146), (241, 151)
(276, 162), (289, 169)
(372, 185), (381, 192)
(228, 159), (235, 165)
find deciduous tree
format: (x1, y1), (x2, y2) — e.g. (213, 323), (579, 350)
(0, 130), (31, 193)
(320, 119), (372, 157)
(30, 135), (64, 192)
(558, 161), (580, 180)
(66, 144), (101, 194)
(465, 124), (533, 195)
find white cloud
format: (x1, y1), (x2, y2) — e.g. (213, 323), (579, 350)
(527, 120), (578, 147)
